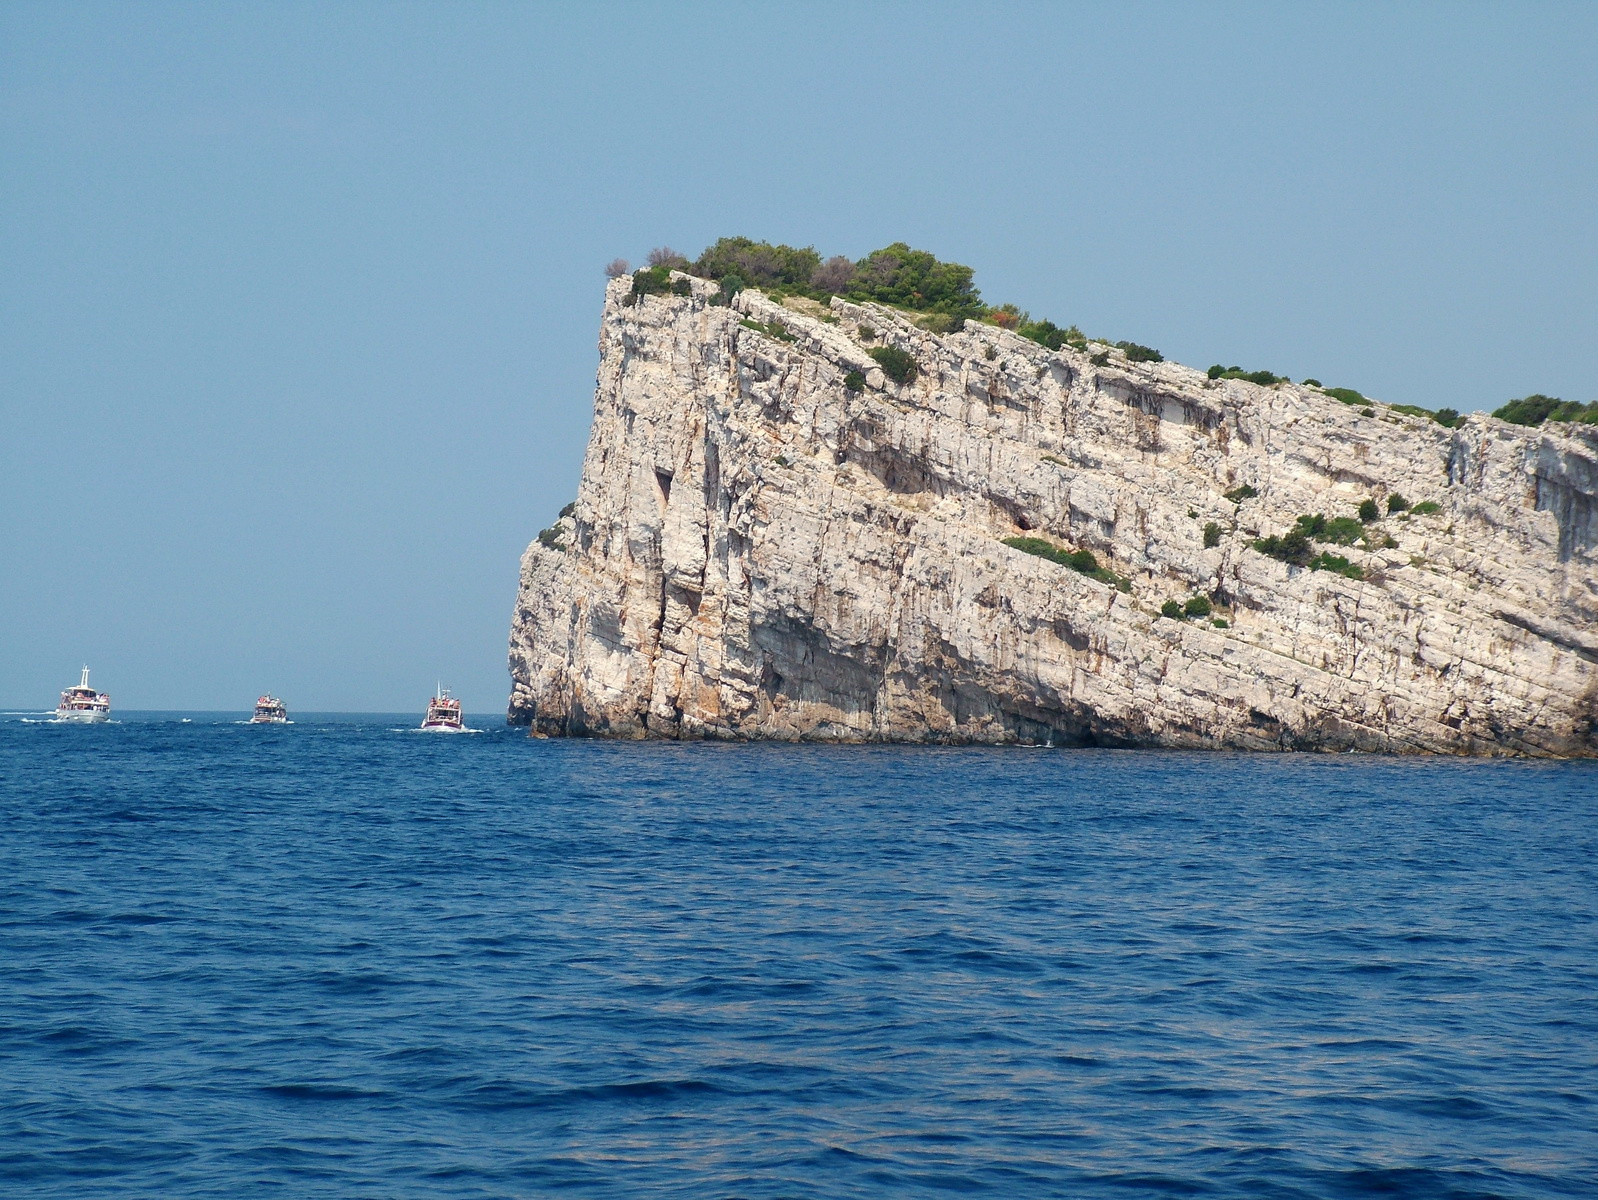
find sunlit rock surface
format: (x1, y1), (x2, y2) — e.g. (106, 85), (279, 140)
(509, 275), (1597, 755)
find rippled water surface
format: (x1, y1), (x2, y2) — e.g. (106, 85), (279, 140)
(2, 714), (1595, 1197)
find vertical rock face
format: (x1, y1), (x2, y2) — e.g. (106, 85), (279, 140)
(509, 275), (1598, 755)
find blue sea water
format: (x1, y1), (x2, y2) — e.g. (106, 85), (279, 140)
(1, 713), (1595, 1198)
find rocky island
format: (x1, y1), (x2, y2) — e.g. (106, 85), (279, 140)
(509, 243), (1597, 755)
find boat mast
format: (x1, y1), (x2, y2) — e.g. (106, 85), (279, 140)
(80, 665), (91, 689)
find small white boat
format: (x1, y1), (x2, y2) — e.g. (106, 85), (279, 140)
(250, 695), (289, 724)
(56, 667), (110, 723)
(420, 685), (465, 732)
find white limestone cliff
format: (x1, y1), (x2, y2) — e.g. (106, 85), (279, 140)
(509, 274), (1598, 755)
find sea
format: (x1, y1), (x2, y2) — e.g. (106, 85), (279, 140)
(1, 712), (1594, 1199)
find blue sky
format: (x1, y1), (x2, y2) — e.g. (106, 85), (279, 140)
(2, 2), (1594, 712)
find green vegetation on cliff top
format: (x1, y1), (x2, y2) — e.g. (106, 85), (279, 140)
(627, 238), (1591, 426)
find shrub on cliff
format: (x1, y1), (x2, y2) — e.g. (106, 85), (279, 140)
(869, 345), (918, 385)
(631, 264), (691, 299)
(1308, 552), (1363, 580)
(1001, 538), (1128, 590)
(1003, 537), (1074, 567)
(1321, 386), (1369, 406)
(605, 258), (630, 279)
(1116, 341), (1163, 363)
(710, 274), (746, 306)
(1208, 365), (1282, 385)
(1493, 394), (1598, 426)
(1203, 521), (1222, 548)
(843, 370), (865, 392)
(1223, 484), (1258, 504)
(739, 318), (796, 343)
(1254, 529), (1313, 565)
(693, 237), (820, 291)
(1012, 318), (1087, 352)
(1387, 494), (1409, 514)
(1294, 513), (1364, 545)
(687, 237), (987, 320)
(1183, 594), (1212, 618)
(848, 242), (985, 320)
(1160, 600), (1184, 619)
(1358, 499), (1380, 523)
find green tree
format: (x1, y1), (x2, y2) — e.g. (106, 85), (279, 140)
(848, 243), (985, 319)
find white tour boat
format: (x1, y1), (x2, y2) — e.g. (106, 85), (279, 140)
(250, 695), (289, 724)
(420, 685), (465, 732)
(57, 666), (111, 723)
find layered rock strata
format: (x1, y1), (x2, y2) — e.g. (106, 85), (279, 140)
(509, 275), (1598, 755)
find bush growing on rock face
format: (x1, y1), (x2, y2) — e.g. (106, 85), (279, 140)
(843, 370), (865, 392)
(1003, 537), (1076, 567)
(631, 264), (690, 299)
(1254, 529), (1313, 565)
(558, 501), (577, 518)
(868, 346), (918, 385)
(1387, 494), (1409, 513)
(1358, 499), (1380, 523)
(1203, 521), (1222, 548)
(1116, 341), (1163, 363)
(605, 258), (630, 279)
(1322, 386), (1369, 406)
(1255, 511), (1376, 574)
(1308, 552), (1363, 579)
(915, 312), (966, 335)
(1294, 513), (1364, 545)
(1433, 408), (1462, 427)
(693, 237), (820, 290)
(1161, 599), (1184, 619)
(647, 246), (688, 268)
(1001, 538), (1129, 590)
(1183, 594), (1212, 618)
(1493, 394), (1598, 426)
(1223, 484), (1258, 504)
(1302, 378), (1322, 387)
(1208, 365), (1282, 385)
(848, 242), (986, 319)
(709, 273), (746, 306)
(1014, 318), (1087, 352)
(739, 317), (796, 342)
(1410, 500), (1441, 515)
